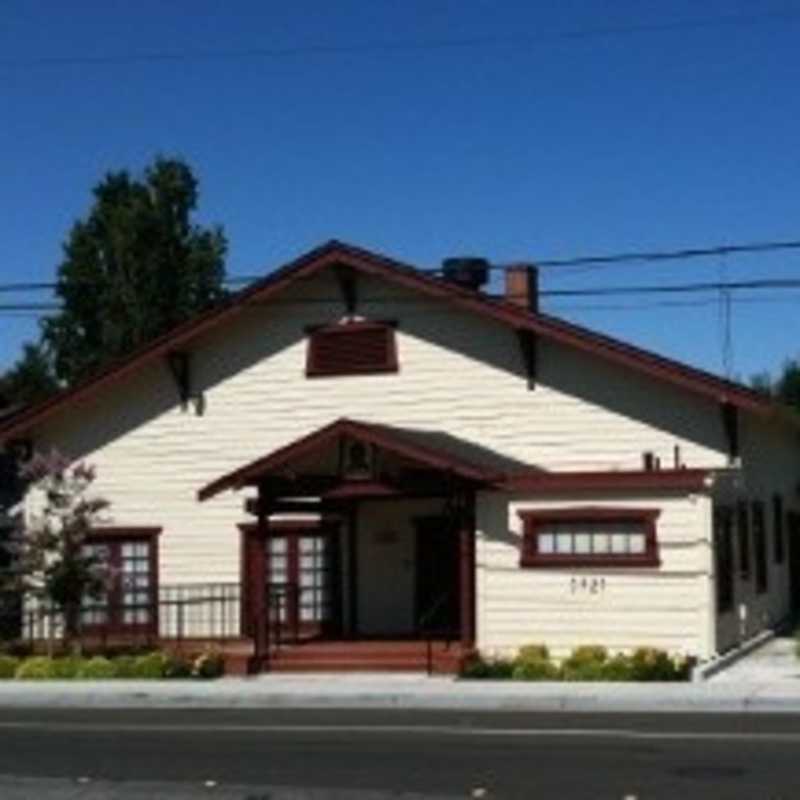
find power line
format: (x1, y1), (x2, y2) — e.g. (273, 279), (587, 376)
(4, 237), (800, 295)
(1, 277), (800, 315)
(1, 8), (797, 69)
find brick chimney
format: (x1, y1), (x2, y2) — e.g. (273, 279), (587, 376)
(504, 264), (539, 313)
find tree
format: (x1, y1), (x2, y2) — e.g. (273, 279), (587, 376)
(0, 343), (60, 410)
(750, 358), (800, 412)
(2, 450), (110, 643)
(41, 157), (228, 384)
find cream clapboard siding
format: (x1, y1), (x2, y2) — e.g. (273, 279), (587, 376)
(713, 415), (800, 652)
(25, 270), (746, 653)
(476, 490), (714, 659)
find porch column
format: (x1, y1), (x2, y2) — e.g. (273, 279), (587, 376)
(347, 503), (359, 637)
(252, 505), (269, 663)
(459, 491), (476, 649)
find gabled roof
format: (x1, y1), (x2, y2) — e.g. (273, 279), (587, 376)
(0, 239), (782, 443)
(197, 417), (509, 501)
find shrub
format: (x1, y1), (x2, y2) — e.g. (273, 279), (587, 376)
(0, 654), (20, 679)
(133, 652), (169, 679)
(191, 651), (225, 679)
(15, 656), (55, 680)
(164, 654), (192, 679)
(461, 655), (515, 679)
(629, 648), (681, 682)
(517, 644), (550, 662)
(112, 655), (139, 679)
(52, 656), (83, 679)
(78, 656), (115, 679)
(511, 658), (558, 681)
(560, 645), (609, 681)
(600, 654), (635, 682)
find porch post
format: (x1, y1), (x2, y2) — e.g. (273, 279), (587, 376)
(347, 503), (359, 637)
(252, 497), (269, 664)
(459, 490), (476, 649)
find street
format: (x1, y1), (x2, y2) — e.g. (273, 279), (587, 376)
(0, 708), (799, 798)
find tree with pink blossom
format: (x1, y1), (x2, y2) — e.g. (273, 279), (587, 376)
(2, 450), (111, 643)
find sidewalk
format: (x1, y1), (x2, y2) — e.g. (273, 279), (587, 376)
(2, 672), (800, 713)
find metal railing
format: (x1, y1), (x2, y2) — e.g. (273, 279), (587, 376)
(416, 589), (458, 675)
(0, 582), (243, 652)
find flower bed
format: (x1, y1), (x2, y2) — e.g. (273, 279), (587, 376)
(0, 650), (225, 680)
(461, 645), (693, 682)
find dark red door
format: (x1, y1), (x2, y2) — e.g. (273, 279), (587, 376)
(266, 528), (341, 642)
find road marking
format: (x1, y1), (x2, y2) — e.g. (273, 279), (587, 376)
(0, 720), (798, 742)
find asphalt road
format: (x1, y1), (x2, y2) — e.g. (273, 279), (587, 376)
(1, 708), (799, 799)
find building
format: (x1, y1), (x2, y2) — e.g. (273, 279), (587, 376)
(1, 240), (798, 672)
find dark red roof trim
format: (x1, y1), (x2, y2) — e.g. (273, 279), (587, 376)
(198, 417), (500, 501)
(502, 469), (710, 494)
(0, 239), (782, 443)
(88, 526), (163, 538)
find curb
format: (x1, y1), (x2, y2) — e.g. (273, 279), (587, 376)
(1, 678), (800, 713)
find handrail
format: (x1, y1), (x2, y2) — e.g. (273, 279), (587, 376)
(416, 588), (456, 676)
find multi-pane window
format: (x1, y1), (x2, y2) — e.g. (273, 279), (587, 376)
(714, 507), (734, 614)
(773, 494), (785, 565)
(80, 532), (158, 632)
(519, 508), (660, 568)
(736, 501), (751, 580)
(752, 501), (768, 594)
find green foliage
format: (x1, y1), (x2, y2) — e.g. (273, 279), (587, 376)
(41, 157), (228, 385)
(511, 658), (558, 680)
(461, 643), (691, 682)
(111, 655), (139, 679)
(750, 358), (800, 412)
(77, 656), (115, 679)
(15, 656), (55, 680)
(0, 343), (59, 410)
(51, 656), (83, 679)
(133, 652), (169, 679)
(517, 644), (550, 662)
(460, 655), (515, 679)
(0, 654), (20, 679)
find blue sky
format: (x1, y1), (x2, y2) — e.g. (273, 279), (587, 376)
(2, 0), (799, 381)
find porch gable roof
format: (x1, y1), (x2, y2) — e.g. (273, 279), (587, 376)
(197, 418), (515, 501)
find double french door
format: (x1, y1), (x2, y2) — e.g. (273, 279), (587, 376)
(266, 528), (340, 641)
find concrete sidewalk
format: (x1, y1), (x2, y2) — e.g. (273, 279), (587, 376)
(2, 672), (800, 713)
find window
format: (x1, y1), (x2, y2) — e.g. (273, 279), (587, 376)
(714, 507), (734, 614)
(752, 501), (768, 594)
(81, 528), (160, 633)
(736, 501), (750, 580)
(773, 494), (785, 565)
(518, 508), (660, 568)
(306, 321), (398, 377)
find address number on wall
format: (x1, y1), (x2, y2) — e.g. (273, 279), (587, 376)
(570, 577), (606, 594)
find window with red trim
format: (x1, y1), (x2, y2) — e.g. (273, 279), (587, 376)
(518, 508), (661, 568)
(81, 529), (160, 633)
(306, 321), (398, 377)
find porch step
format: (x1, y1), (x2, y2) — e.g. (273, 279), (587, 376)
(263, 640), (467, 674)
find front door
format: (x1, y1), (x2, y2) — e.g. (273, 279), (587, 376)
(414, 516), (460, 636)
(266, 528), (341, 642)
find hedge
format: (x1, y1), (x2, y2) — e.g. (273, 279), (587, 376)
(2, 650), (226, 680)
(462, 644), (693, 682)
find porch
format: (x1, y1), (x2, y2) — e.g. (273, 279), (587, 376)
(198, 418), (518, 673)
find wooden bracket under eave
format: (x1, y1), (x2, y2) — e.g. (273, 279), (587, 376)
(334, 264), (358, 316)
(516, 329), (537, 390)
(720, 401), (739, 464)
(166, 351), (191, 408)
